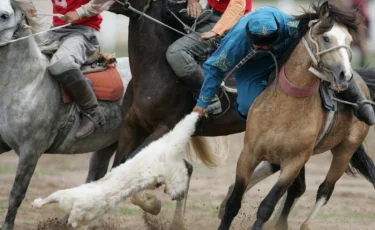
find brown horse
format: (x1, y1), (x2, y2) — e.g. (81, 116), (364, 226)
(219, 2), (375, 230)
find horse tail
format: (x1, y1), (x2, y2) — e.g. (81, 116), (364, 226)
(186, 136), (229, 168)
(355, 67), (375, 101)
(345, 144), (375, 187)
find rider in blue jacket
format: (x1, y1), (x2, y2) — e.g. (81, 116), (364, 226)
(195, 6), (298, 118)
(193, 6), (375, 125)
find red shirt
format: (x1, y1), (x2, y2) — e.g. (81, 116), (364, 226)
(51, 0), (103, 31)
(208, 0), (252, 14)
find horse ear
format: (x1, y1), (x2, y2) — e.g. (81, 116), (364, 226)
(319, 1), (330, 20)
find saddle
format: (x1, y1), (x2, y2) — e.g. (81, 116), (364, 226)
(60, 52), (124, 103)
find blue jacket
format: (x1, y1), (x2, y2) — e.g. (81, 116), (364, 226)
(197, 6), (299, 112)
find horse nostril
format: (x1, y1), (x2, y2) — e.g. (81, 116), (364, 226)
(0, 13), (9, 20)
(339, 72), (346, 82)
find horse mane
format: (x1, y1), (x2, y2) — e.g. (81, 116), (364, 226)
(275, 1), (360, 73)
(11, 0), (60, 52)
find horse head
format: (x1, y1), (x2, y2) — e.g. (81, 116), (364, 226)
(109, 0), (156, 19)
(305, 1), (359, 92)
(0, 0), (23, 46)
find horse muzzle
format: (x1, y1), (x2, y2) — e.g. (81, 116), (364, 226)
(331, 65), (352, 92)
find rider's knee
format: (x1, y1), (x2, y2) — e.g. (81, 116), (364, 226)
(47, 55), (79, 76)
(166, 45), (189, 77)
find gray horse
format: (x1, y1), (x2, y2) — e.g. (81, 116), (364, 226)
(0, 1), (131, 229)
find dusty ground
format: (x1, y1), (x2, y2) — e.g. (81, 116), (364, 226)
(1, 131), (375, 230)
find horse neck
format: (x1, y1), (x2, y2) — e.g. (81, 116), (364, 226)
(127, 2), (180, 82)
(282, 40), (319, 87)
(0, 32), (48, 89)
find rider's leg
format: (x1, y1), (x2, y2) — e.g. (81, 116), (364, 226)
(47, 25), (105, 138)
(166, 16), (222, 113)
(340, 76), (375, 125)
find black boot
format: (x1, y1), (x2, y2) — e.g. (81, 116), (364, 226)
(54, 69), (106, 138)
(341, 77), (375, 125)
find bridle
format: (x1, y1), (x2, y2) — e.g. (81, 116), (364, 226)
(302, 19), (353, 82)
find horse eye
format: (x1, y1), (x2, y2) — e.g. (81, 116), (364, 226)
(0, 13), (9, 20)
(323, 36), (330, 43)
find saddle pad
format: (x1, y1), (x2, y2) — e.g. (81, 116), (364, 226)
(62, 65), (124, 103)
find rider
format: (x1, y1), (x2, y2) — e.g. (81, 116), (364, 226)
(166, 0), (252, 114)
(26, 0), (114, 138)
(192, 6), (375, 126)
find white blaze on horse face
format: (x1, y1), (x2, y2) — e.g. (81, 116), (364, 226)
(325, 25), (353, 81)
(0, 0), (13, 13)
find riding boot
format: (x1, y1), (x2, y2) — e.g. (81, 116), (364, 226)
(340, 77), (375, 125)
(182, 66), (222, 114)
(54, 69), (106, 138)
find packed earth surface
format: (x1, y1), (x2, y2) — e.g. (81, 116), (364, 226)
(1, 130), (375, 230)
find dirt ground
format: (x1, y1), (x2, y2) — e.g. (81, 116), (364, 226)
(1, 130), (375, 230)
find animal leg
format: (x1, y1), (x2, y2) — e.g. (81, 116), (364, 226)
(1, 150), (41, 230)
(85, 142), (117, 182)
(218, 149), (262, 230)
(219, 162), (280, 219)
(112, 109), (146, 168)
(124, 124), (172, 214)
(300, 145), (360, 230)
(252, 157), (307, 230)
(169, 160), (193, 230)
(268, 166), (306, 230)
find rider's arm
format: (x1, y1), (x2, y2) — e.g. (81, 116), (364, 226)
(211, 0), (250, 36)
(76, 0), (115, 19)
(197, 28), (250, 108)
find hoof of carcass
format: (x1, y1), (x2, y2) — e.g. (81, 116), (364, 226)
(131, 192), (162, 215)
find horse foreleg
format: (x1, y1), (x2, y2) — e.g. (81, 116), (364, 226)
(252, 156), (308, 230)
(301, 144), (358, 230)
(218, 162), (280, 219)
(266, 166), (306, 230)
(218, 149), (263, 230)
(169, 160), (193, 230)
(85, 142), (117, 183)
(112, 109), (145, 168)
(1, 150), (41, 230)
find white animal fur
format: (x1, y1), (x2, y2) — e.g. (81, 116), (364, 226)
(32, 112), (200, 229)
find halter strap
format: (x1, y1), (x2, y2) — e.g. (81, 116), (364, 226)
(302, 20), (353, 82)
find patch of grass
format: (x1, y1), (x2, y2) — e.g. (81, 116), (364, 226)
(193, 203), (218, 213)
(109, 206), (140, 216)
(0, 165), (17, 174)
(0, 205), (8, 212)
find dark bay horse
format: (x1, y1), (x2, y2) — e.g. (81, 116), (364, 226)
(219, 2), (375, 230)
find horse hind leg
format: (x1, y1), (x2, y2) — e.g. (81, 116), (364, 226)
(300, 143), (360, 230)
(218, 162), (281, 219)
(85, 142), (117, 183)
(218, 149), (263, 230)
